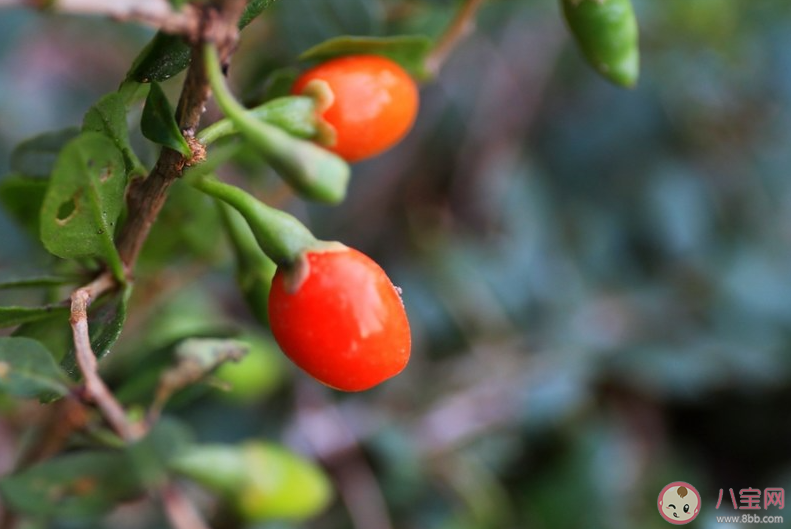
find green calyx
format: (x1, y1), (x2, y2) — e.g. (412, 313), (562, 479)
(192, 177), (317, 266)
(561, 0), (640, 88)
(198, 96), (319, 145)
(204, 45), (350, 204)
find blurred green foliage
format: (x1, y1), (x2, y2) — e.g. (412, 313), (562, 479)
(2, 0), (791, 528)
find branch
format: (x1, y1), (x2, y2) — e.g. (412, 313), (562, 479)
(116, 0), (246, 270)
(161, 483), (212, 529)
(0, 0), (200, 35)
(426, 0), (487, 76)
(69, 273), (143, 441)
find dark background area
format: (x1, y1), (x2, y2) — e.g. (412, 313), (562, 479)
(2, 0), (791, 528)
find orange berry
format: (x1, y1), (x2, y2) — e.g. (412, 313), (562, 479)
(292, 55), (419, 162)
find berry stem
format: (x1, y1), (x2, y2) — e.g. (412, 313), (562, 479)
(192, 177), (317, 266)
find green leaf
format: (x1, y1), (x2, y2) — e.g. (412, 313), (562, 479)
(13, 313), (72, 363)
(561, 0), (640, 88)
(275, 0), (384, 54)
(127, 32), (191, 83)
(259, 67), (300, 102)
(9, 127), (80, 178)
(299, 35), (433, 80)
(0, 451), (142, 517)
(0, 174), (49, 237)
(141, 82), (191, 156)
(126, 0), (277, 83)
(0, 337), (71, 399)
(39, 132), (126, 279)
(83, 92), (147, 177)
(61, 286), (130, 379)
(0, 306), (70, 328)
(0, 275), (77, 290)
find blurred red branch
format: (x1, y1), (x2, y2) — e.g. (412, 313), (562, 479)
(427, 0), (487, 75)
(161, 484), (212, 529)
(0, 0), (200, 34)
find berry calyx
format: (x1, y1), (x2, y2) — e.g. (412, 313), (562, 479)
(293, 54), (419, 163)
(268, 246), (411, 391)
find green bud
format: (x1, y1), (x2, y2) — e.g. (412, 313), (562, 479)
(169, 442), (332, 521)
(214, 334), (286, 402)
(561, 0), (640, 88)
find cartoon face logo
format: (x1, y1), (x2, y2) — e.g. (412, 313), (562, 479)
(658, 482), (701, 524)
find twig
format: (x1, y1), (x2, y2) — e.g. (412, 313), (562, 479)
(161, 483), (212, 529)
(0, 0), (200, 35)
(426, 0), (487, 76)
(69, 273), (142, 441)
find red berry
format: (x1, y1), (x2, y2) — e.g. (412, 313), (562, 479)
(268, 246), (411, 391)
(292, 55), (419, 163)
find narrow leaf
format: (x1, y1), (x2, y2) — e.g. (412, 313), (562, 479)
(83, 92), (147, 176)
(0, 337), (71, 398)
(299, 35), (433, 80)
(39, 132), (126, 279)
(0, 275), (77, 290)
(141, 82), (191, 156)
(0, 306), (70, 328)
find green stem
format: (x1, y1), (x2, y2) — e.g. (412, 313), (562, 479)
(204, 44), (350, 204)
(192, 177), (317, 266)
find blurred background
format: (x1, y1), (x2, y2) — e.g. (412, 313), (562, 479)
(2, 0), (791, 528)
